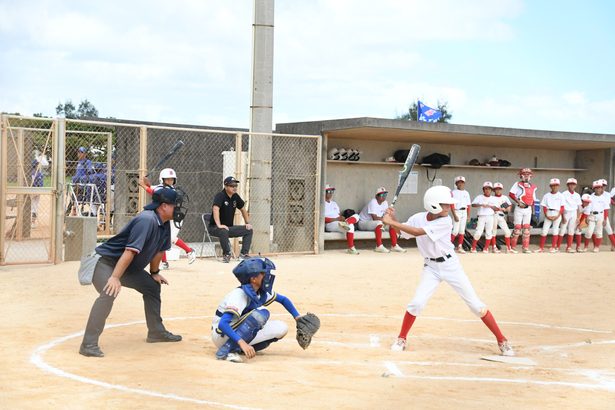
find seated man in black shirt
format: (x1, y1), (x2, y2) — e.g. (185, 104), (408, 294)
(208, 176), (253, 263)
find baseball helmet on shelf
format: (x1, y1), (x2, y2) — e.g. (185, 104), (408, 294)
(328, 148), (340, 160)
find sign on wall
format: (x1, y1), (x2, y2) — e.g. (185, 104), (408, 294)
(400, 171), (419, 194)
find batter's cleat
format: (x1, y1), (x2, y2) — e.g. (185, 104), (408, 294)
(338, 221), (351, 232)
(222, 254), (232, 263)
(187, 249), (196, 264)
(391, 244), (406, 253)
(522, 248), (532, 254)
(146, 330), (182, 343)
(347, 247), (360, 255)
(79, 343), (104, 357)
(498, 341), (515, 357)
(161, 261), (169, 270)
(390, 338), (407, 352)
(374, 245), (390, 253)
(456, 245), (466, 254)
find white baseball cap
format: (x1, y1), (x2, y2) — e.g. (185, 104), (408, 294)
(601, 178), (608, 186)
(324, 184), (335, 191)
(549, 178), (560, 186)
(566, 178), (577, 185)
(454, 176), (465, 183)
(592, 180), (602, 188)
(493, 182), (504, 189)
(581, 193), (591, 202)
(482, 181), (493, 188)
(376, 186), (388, 195)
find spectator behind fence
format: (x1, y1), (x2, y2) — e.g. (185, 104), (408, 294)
(31, 149), (49, 227)
(208, 176), (253, 263)
(68, 146), (95, 216)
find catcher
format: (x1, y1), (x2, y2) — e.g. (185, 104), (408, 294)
(211, 257), (320, 362)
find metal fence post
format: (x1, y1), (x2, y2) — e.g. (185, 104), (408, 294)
(53, 118), (66, 263)
(0, 115), (6, 264)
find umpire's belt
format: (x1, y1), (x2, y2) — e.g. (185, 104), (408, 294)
(428, 254), (452, 263)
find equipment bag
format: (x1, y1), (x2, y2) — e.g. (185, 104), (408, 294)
(78, 252), (101, 285)
(421, 153), (450, 168)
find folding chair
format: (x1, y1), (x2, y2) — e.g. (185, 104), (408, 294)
(200, 213), (235, 260)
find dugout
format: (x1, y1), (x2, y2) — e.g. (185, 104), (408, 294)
(276, 118), (615, 252)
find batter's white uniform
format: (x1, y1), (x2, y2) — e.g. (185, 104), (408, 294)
(509, 182), (537, 225)
(472, 194), (497, 240)
(540, 192), (564, 236)
(559, 190), (582, 236)
(583, 200), (604, 239)
(592, 193), (612, 235)
(358, 198), (388, 231)
(451, 189), (471, 236)
(211, 288), (288, 348)
(400, 212), (486, 317)
(324, 200), (354, 233)
(492, 195), (512, 237)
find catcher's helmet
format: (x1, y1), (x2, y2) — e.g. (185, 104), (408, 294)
(233, 257), (276, 284)
(518, 168), (533, 177)
(424, 185), (457, 214)
(159, 168), (177, 185)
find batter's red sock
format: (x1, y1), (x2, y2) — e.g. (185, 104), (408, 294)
(174, 238), (192, 253)
(162, 252), (167, 262)
(471, 239), (478, 251)
(609, 234), (615, 247)
(505, 237), (511, 249)
(346, 215), (358, 225)
(566, 235), (574, 249)
(457, 234), (464, 247)
(481, 310), (506, 344)
(390, 227), (398, 246)
(346, 232), (354, 248)
(398, 311), (417, 339)
(575, 234), (582, 248)
(538, 235), (547, 250)
(375, 227), (383, 246)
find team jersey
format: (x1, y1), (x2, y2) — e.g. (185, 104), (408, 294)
(324, 200), (341, 219)
(493, 195), (512, 213)
(582, 200), (603, 216)
(561, 190), (582, 212)
(359, 198), (389, 222)
(451, 189), (471, 210)
(212, 287), (276, 332)
(472, 194), (496, 216)
(401, 212), (454, 258)
(509, 181), (537, 206)
(591, 193), (611, 212)
(541, 192), (564, 217)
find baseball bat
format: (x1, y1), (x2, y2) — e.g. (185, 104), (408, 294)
(391, 144), (421, 207)
(146, 140), (185, 177)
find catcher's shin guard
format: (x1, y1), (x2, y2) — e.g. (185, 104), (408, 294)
(216, 309), (270, 359)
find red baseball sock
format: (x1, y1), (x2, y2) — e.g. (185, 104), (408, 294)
(346, 215), (358, 225)
(584, 238), (590, 248)
(595, 237), (603, 248)
(390, 227), (398, 246)
(505, 237), (511, 249)
(609, 234), (615, 247)
(566, 234), (574, 249)
(551, 236), (558, 248)
(557, 235), (564, 248)
(375, 226), (383, 246)
(457, 234), (464, 246)
(162, 252), (167, 262)
(398, 311), (417, 339)
(347, 232), (354, 248)
(575, 234), (582, 248)
(175, 238), (192, 253)
(471, 239), (478, 251)
(481, 310), (506, 344)
(538, 235), (547, 250)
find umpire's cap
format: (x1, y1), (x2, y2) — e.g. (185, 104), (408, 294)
(144, 187), (179, 210)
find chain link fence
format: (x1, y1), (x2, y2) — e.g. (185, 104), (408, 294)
(1, 115), (321, 265)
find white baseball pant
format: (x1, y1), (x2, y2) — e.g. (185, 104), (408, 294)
(211, 319), (289, 348)
(603, 216), (613, 235)
(585, 213), (604, 239)
(493, 214), (511, 237)
(325, 220), (355, 233)
(559, 210), (578, 236)
(473, 215), (494, 240)
(541, 213), (562, 236)
(452, 210), (468, 236)
(358, 219), (383, 231)
(513, 206), (532, 226)
(406, 254), (486, 317)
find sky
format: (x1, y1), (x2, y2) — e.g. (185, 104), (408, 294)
(1, 0), (614, 134)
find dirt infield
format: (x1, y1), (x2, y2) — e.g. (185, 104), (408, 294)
(1, 249), (614, 409)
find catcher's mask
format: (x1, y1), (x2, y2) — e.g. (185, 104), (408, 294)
(233, 257), (276, 293)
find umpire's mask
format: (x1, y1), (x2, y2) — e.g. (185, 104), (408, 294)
(172, 188), (188, 229)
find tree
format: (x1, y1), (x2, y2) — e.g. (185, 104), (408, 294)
(396, 101), (452, 123)
(56, 99), (99, 119)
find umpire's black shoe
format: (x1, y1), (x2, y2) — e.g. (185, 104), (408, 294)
(146, 330), (182, 343)
(79, 343), (104, 357)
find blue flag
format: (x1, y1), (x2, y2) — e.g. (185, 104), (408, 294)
(417, 100), (442, 122)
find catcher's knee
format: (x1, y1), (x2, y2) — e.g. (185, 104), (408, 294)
(251, 308), (270, 326)
(270, 320), (289, 339)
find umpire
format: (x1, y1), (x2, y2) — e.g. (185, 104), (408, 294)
(79, 187), (182, 357)
(208, 176), (253, 263)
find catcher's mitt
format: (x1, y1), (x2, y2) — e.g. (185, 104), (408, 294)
(296, 313), (320, 350)
(578, 220), (588, 230)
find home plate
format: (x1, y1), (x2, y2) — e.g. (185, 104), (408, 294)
(481, 355), (537, 366)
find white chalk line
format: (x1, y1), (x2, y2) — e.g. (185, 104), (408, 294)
(31, 313), (615, 404)
(384, 362), (404, 377)
(540, 339), (615, 351)
(30, 315), (259, 410)
(369, 335), (381, 347)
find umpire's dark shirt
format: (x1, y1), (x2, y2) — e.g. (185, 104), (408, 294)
(95, 210), (171, 271)
(211, 190), (245, 227)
